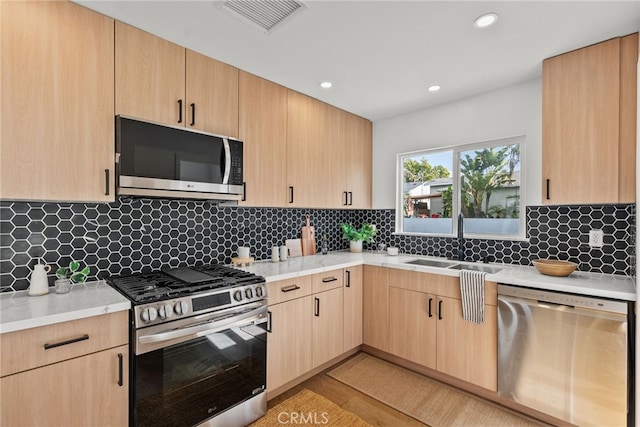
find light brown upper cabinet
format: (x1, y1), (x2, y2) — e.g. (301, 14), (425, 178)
(542, 33), (638, 204)
(1, 1), (115, 202)
(115, 22), (239, 137)
(239, 72), (288, 206)
(344, 112), (373, 209)
(287, 90), (372, 209)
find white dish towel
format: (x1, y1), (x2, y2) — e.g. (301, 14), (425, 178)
(460, 270), (486, 324)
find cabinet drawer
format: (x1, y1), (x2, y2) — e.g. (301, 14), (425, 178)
(312, 269), (344, 294)
(267, 276), (312, 305)
(0, 311), (128, 377)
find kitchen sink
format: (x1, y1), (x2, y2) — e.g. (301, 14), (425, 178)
(447, 264), (502, 274)
(405, 259), (460, 268)
(405, 258), (502, 274)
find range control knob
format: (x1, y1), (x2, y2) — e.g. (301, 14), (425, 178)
(245, 288), (254, 299)
(233, 290), (243, 302)
(174, 301), (188, 315)
(255, 286), (264, 298)
(141, 307), (158, 323)
(159, 304), (173, 320)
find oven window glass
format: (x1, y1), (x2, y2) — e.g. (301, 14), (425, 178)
(134, 323), (266, 427)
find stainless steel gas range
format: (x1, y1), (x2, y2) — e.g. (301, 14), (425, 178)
(108, 265), (268, 427)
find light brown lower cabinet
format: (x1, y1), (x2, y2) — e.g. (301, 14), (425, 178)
(389, 287), (437, 368)
(363, 265), (389, 351)
(1, 344), (128, 426)
(312, 286), (344, 367)
(343, 265), (363, 351)
(0, 311), (129, 426)
(435, 295), (497, 390)
(266, 295), (313, 392)
(387, 269), (498, 391)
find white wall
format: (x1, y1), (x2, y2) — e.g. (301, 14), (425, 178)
(372, 79), (542, 210)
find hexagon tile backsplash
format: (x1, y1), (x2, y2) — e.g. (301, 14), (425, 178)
(0, 198), (635, 292)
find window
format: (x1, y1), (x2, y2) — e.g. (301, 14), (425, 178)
(397, 136), (524, 239)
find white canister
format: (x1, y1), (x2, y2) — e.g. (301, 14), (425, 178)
(271, 246), (280, 262)
(279, 245), (288, 261)
(238, 246), (250, 258)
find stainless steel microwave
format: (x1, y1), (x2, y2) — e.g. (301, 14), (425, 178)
(116, 116), (244, 201)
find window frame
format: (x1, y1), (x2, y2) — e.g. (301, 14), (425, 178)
(395, 135), (526, 240)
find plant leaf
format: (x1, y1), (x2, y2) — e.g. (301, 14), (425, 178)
(80, 266), (90, 276)
(56, 267), (68, 278)
(69, 261), (80, 272)
(70, 272), (87, 283)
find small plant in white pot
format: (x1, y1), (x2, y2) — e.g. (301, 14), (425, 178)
(55, 260), (90, 294)
(340, 223), (377, 253)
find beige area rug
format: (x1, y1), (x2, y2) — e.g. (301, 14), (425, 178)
(327, 353), (545, 427)
(249, 389), (371, 427)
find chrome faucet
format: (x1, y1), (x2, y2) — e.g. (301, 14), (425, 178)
(456, 212), (465, 261)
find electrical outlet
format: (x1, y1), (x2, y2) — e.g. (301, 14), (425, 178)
(589, 229), (604, 248)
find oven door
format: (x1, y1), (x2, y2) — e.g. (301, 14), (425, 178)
(133, 303), (267, 427)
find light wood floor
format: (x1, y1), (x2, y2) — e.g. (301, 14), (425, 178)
(267, 352), (547, 427)
(268, 355), (426, 426)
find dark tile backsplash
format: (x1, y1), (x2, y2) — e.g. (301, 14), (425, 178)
(0, 198), (635, 292)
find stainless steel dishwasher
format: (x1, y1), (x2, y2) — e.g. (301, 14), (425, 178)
(498, 284), (633, 427)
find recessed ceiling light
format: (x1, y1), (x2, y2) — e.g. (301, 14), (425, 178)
(473, 12), (498, 28)
(428, 85), (440, 92)
(320, 81), (333, 89)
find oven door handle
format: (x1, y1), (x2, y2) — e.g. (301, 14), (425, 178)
(138, 306), (266, 344)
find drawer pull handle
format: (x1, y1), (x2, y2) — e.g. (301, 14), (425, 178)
(44, 334), (89, 350)
(281, 285), (300, 293)
(117, 353), (124, 387)
(322, 277), (337, 283)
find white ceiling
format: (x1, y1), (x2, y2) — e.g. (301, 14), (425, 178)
(77, 1), (640, 121)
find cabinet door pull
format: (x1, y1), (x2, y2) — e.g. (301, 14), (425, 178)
(322, 277), (337, 283)
(348, 191), (353, 206)
(44, 334), (89, 350)
(289, 186), (294, 204)
(546, 179), (550, 200)
(345, 270), (351, 288)
(117, 353), (124, 386)
(438, 300), (443, 320)
(242, 182), (247, 201)
(428, 297), (433, 318)
(177, 99), (183, 123)
(314, 297), (320, 317)
(343, 191), (348, 206)
(104, 169), (110, 196)
(281, 284), (300, 293)
(190, 103), (196, 126)
(266, 310), (272, 333)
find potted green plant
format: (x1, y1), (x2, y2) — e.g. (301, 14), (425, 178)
(54, 260), (90, 294)
(340, 223), (377, 253)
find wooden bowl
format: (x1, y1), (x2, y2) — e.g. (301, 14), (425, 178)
(532, 259), (578, 277)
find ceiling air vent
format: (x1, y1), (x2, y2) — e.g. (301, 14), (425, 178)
(218, 0), (306, 34)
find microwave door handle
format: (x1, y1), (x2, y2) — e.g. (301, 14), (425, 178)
(139, 306), (265, 344)
(222, 138), (231, 185)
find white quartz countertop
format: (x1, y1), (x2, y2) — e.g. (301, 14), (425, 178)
(237, 251), (637, 301)
(0, 280), (130, 334)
